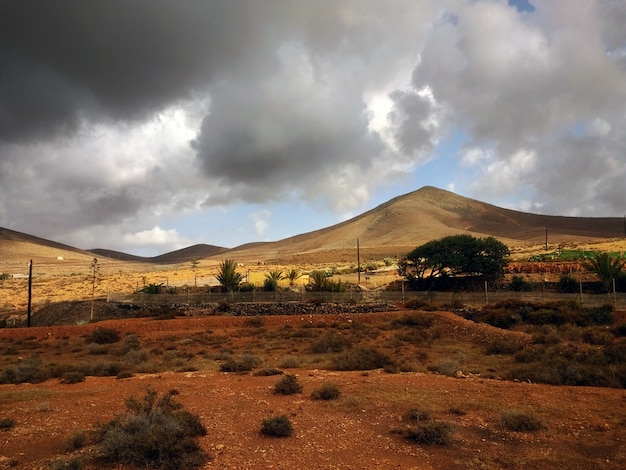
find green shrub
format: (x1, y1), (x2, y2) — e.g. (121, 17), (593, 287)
(0, 417), (15, 431)
(273, 374), (302, 395)
(310, 383), (341, 401)
(85, 327), (120, 345)
(501, 409), (545, 432)
(260, 415), (293, 437)
(97, 388), (208, 470)
(330, 347), (394, 371)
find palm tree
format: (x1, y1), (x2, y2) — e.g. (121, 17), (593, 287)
(285, 268), (302, 286)
(216, 259), (244, 292)
(582, 253), (625, 293)
(308, 270), (328, 292)
(263, 270), (284, 291)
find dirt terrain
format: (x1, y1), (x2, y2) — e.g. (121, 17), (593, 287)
(1, 311), (626, 469)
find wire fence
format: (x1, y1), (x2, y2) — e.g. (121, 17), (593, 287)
(107, 290), (626, 309)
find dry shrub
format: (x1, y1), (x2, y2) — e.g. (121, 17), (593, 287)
(273, 374), (302, 395)
(310, 383), (341, 401)
(501, 409), (545, 432)
(261, 415), (293, 437)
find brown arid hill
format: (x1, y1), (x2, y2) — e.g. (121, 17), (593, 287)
(224, 186), (626, 264)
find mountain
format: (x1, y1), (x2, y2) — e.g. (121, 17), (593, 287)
(224, 186), (625, 262)
(1, 187), (624, 266)
(90, 244), (229, 263)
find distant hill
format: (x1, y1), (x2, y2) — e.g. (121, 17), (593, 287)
(1, 187), (624, 266)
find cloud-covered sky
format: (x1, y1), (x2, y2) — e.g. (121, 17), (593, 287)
(1, 0), (624, 255)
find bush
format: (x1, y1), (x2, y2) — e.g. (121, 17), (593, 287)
(85, 327), (120, 345)
(63, 431), (87, 451)
(0, 356), (48, 384)
(253, 367), (284, 376)
(243, 316), (264, 328)
(308, 332), (349, 354)
(0, 417), (15, 431)
(398, 421), (452, 445)
(60, 371), (86, 384)
(558, 275), (579, 293)
(97, 388), (208, 470)
(273, 374), (302, 395)
(501, 409), (545, 432)
(510, 276), (534, 292)
(260, 415), (293, 437)
(310, 383), (341, 401)
(50, 457), (84, 470)
(330, 347), (394, 371)
(219, 354), (261, 373)
(404, 408), (429, 422)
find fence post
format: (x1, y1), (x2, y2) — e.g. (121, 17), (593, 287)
(484, 281), (488, 305)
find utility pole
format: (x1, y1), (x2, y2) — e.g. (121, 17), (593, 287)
(90, 258), (98, 321)
(357, 238), (361, 285)
(27, 260), (32, 328)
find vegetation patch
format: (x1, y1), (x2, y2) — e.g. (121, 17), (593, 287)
(97, 387), (208, 470)
(310, 382), (341, 401)
(330, 346), (394, 371)
(260, 415), (293, 437)
(273, 374), (303, 395)
(501, 409), (545, 432)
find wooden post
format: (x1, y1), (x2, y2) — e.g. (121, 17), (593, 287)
(357, 238), (361, 286)
(27, 260), (32, 328)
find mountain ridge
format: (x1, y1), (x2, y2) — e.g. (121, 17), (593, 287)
(1, 186), (624, 265)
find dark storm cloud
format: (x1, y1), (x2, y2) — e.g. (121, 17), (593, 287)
(0, 0), (283, 142)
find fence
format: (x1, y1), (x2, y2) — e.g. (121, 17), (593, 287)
(107, 290), (626, 309)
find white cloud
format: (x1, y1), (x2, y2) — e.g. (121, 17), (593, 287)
(122, 226), (190, 249)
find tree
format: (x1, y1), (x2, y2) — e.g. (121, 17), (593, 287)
(398, 235), (510, 285)
(582, 253), (625, 293)
(307, 270), (328, 291)
(285, 268), (302, 286)
(216, 259), (244, 292)
(263, 270), (284, 291)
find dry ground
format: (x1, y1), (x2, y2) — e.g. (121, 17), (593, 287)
(2, 238), (625, 313)
(1, 311), (626, 469)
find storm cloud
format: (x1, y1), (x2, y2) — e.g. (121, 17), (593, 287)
(0, 0), (624, 253)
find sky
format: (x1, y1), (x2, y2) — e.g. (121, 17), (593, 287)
(0, 0), (625, 256)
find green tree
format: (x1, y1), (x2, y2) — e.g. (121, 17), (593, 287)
(582, 253), (625, 293)
(216, 259), (244, 292)
(398, 235), (510, 284)
(285, 268), (302, 286)
(308, 270), (328, 291)
(263, 270), (284, 291)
